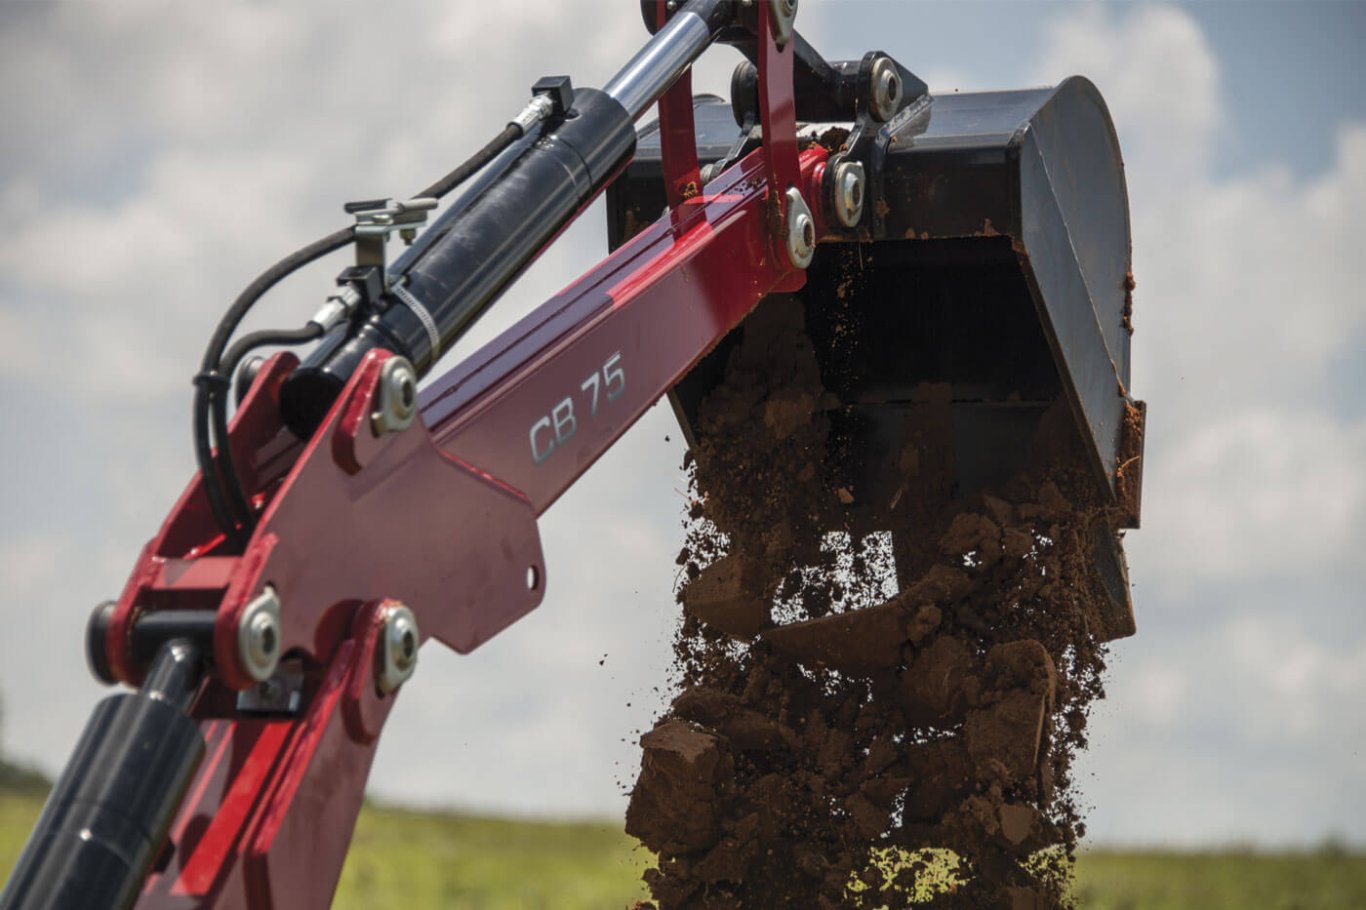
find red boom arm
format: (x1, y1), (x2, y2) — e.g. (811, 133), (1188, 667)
(100, 7), (830, 907)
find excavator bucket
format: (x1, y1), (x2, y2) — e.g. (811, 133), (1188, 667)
(608, 76), (1144, 641)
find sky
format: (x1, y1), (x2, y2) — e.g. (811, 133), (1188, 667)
(0, 1), (1363, 849)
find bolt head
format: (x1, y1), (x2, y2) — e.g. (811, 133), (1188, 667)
(371, 357), (419, 436)
(832, 161), (866, 229)
(377, 603), (420, 695)
(869, 57), (903, 122)
(237, 587), (282, 683)
(389, 620), (417, 671)
(783, 187), (816, 270)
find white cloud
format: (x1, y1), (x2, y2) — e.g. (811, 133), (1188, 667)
(1222, 613), (1366, 741)
(1134, 407), (1366, 587)
(1034, 5), (1222, 187)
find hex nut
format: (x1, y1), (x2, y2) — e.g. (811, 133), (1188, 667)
(831, 161), (866, 229)
(869, 56), (903, 122)
(376, 603), (420, 695)
(371, 357), (418, 436)
(237, 587), (282, 683)
(784, 187), (816, 269)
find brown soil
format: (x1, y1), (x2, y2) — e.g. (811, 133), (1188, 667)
(628, 298), (1119, 908)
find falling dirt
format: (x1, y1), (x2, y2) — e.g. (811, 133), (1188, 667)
(628, 297), (1124, 908)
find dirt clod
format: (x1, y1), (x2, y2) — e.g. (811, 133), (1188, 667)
(762, 600), (905, 674)
(683, 555), (770, 639)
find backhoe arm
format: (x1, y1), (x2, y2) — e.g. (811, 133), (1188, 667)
(1, 2), (908, 906)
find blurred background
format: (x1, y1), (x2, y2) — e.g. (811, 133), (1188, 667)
(1, 1), (1363, 906)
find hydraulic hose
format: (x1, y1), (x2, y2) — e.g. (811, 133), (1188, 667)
(195, 118), (533, 545)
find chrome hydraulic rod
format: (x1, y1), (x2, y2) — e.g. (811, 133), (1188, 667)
(603, 0), (723, 120)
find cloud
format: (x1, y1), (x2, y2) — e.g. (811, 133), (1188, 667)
(1139, 406), (1366, 586)
(1035, 6), (1222, 179)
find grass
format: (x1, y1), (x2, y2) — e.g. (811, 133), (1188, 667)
(1070, 848), (1366, 910)
(2, 786), (1364, 908)
(334, 804), (650, 910)
(0, 788), (46, 885)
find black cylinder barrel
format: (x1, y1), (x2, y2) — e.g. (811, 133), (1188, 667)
(279, 87), (636, 438)
(0, 642), (205, 910)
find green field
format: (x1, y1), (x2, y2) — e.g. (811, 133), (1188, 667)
(2, 788), (1364, 908)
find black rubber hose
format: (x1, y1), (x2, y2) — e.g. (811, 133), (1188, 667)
(415, 123), (521, 200)
(194, 228), (354, 544)
(211, 324), (326, 528)
(195, 119), (529, 546)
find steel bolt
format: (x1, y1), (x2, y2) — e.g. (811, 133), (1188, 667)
(237, 587), (282, 683)
(371, 356), (418, 436)
(831, 161), (866, 229)
(376, 603), (420, 695)
(869, 57), (903, 122)
(784, 187), (816, 269)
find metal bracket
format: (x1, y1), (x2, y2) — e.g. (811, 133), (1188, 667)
(345, 197), (439, 286)
(756, 0), (803, 272)
(236, 660), (306, 715)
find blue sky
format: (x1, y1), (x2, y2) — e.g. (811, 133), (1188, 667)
(1, 1), (1363, 848)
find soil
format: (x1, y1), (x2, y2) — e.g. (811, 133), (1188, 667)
(628, 296), (1121, 908)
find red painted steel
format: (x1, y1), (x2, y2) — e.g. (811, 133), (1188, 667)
(106, 354), (303, 686)
(758, 0), (800, 240)
(139, 607), (395, 909)
(655, 0), (702, 208)
(105, 10), (818, 905)
(658, 69), (703, 208)
(419, 145), (825, 517)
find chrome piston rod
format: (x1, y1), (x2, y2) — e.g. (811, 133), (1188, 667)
(603, 0), (725, 120)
